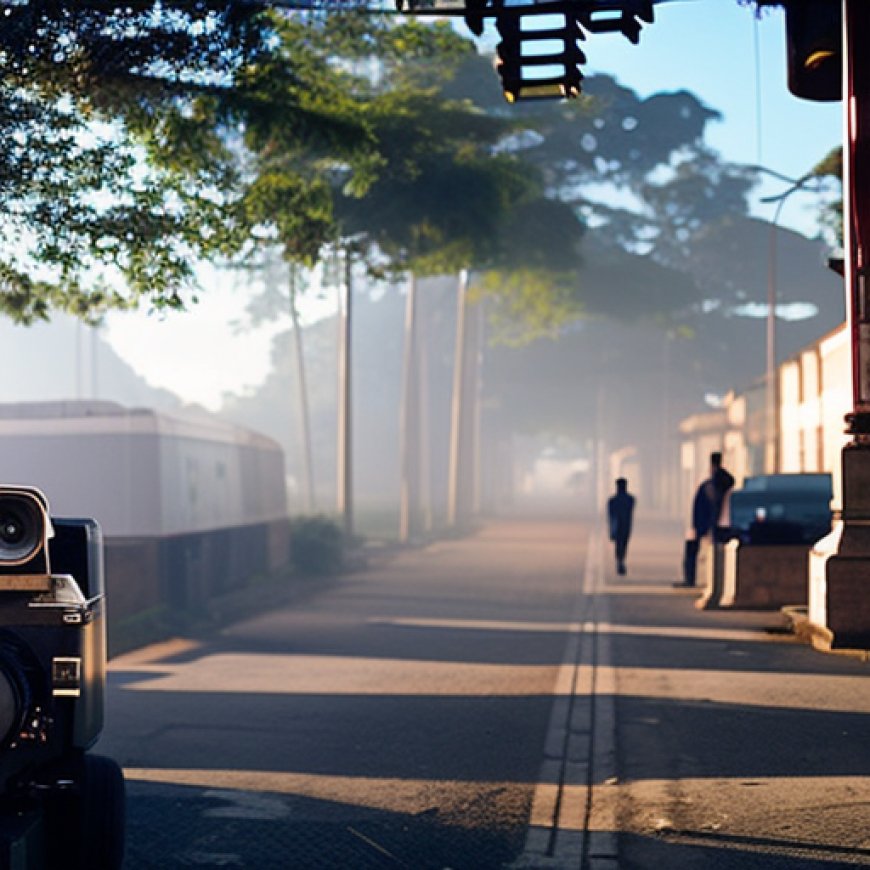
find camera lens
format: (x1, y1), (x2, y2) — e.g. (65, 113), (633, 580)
(0, 515), (26, 546)
(0, 496), (41, 564)
(0, 669), (20, 744)
(0, 643), (32, 747)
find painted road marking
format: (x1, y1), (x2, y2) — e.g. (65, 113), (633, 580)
(511, 529), (620, 869)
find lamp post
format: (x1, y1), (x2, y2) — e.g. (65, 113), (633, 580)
(765, 194), (789, 474)
(753, 167), (821, 475)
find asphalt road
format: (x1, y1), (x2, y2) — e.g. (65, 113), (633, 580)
(98, 516), (870, 869)
(593, 517), (870, 870)
(99, 519), (589, 870)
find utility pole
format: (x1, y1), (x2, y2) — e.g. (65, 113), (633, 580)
(398, 273), (419, 543)
(765, 199), (787, 475)
(336, 250), (353, 540)
(289, 264), (315, 513)
(446, 270), (469, 529)
(811, 0), (870, 648)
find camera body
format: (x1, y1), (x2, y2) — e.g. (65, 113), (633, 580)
(0, 486), (124, 869)
(0, 486), (106, 795)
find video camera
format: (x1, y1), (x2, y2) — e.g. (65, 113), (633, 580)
(0, 486), (124, 870)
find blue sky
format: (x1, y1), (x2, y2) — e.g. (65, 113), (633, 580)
(103, 1), (844, 408)
(576, 0), (841, 232)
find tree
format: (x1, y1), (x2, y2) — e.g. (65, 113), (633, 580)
(807, 146), (843, 249)
(0, 2), (377, 322)
(290, 15), (585, 537)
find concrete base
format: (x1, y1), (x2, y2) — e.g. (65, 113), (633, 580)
(807, 444), (870, 650)
(695, 539), (725, 610)
(825, 553), (870, 648)
(721, 542), (811, 610)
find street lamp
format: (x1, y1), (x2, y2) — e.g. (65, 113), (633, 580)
(766, 195), (787, 474)
(755, 169), (825, 474)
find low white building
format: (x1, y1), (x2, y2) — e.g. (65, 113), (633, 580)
(0, 400), (287, 537)
(0, 401), (290, 643)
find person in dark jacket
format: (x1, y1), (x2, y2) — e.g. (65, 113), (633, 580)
(708, 451), (735, 535)
(607, 478), (635, 576)
(678, 451), (735, 587)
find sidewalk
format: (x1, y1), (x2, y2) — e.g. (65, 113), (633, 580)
(588, 515), (870, 869)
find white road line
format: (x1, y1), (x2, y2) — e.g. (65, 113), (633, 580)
(511, 528), (622, 870)
(587, 545), (619, 870)
(511, 533), (596, 869)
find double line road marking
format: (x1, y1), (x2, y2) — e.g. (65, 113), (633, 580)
(511, 530), (618, 870)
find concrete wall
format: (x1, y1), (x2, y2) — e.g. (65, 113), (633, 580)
(722, 542), (812, 609)
(105, 518), (291, 622)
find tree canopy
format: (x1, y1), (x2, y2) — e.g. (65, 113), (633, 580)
(0, 1), (381, 321)
(4, 5), (832, 350)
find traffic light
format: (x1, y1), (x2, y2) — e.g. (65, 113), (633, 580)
(493, 11), (587, 102)
(483, 1), (653, 102)
(579, 0), (653, 45)
(784, 0), (841, 101)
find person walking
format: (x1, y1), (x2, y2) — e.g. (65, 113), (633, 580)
(678, 451), (735, 587)
(607, 477), (635, 576)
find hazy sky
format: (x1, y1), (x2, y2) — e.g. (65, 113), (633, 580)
(104, 0), (844, 410)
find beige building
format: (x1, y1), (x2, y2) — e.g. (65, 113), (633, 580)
(678, 321), (851, 517)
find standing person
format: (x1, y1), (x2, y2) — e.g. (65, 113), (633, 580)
(607, 478), (635, 576)
(678, 451), (735, 587)
(708, 451), (735, 536)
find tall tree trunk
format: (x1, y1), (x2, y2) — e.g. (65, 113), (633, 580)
(417, 293), (433, 535)
(336, 250), (353, 539)
(447, 270), (470, 529)
(75, 320), (83, 400)
(470, 300), (484, 516)
(289, 264), (315, 513)
(399, 272), (419, 543)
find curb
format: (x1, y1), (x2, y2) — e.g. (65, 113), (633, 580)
(782, 604), (870, 660)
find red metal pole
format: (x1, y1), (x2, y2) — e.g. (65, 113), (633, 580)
(844, 0), (870, 436)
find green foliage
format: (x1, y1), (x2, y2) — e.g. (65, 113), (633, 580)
(281, 15), (526, 280)
(284, 19), (593, 329)
(472, 197), (587, 342)
(813, 147), (842, 179)
(436, 58), (751, 337)
(809, 146), (843, 247)
(289, 515), (345, 575)
(0, 2), (382, 322)
(335, 90), (532, 276)
(474, 269), (586, 345)
(0, 0), (275, 321)
(4, 2), (767, 345)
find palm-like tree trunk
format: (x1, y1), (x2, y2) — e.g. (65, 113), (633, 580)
(336, 250), (354, 539)
(288, 264), (315, 513)
(447, 270), (469, 529)
(399, 272), (419, 543)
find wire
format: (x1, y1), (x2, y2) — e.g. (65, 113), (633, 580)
(753, 13), (764, 165)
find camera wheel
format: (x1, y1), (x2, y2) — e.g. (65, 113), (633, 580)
(45, 753), (125, 870)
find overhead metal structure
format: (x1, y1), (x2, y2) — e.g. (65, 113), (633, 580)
(488, 0), (653, 102)
(267, 0), (657, 101)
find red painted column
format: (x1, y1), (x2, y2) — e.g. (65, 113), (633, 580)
(809, 0), (870, 649)
(844, 0), (870, 434)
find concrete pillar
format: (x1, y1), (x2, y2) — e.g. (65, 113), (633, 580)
(695, 539), (726, 610)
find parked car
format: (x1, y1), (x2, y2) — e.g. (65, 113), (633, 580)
(729, 473), (833, 545)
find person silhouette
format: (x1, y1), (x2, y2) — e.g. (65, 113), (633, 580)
(607, 478), (635, 576)
(677, 451), (735, 587)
